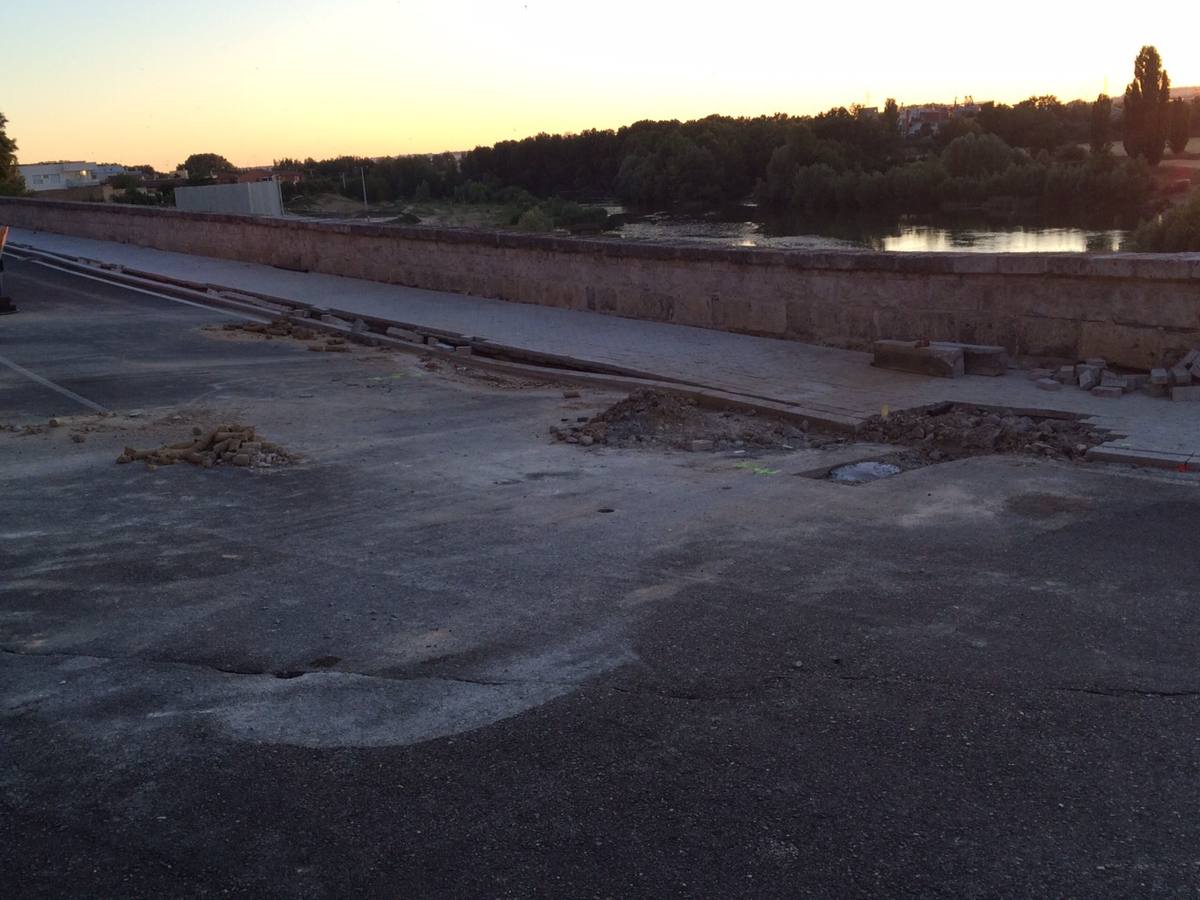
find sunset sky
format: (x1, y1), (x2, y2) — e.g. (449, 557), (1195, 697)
(7, 0), (1200, 171)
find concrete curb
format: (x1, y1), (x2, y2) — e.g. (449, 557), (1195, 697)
(22, 242), (1200, 466)
(1086, 445), (1195, 471)
(16, 243), (1199, 468)
(8, 244), (866, 433)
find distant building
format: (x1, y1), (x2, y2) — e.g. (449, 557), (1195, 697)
(897, 100), (980, 137)
(231, 167), (302, 185)
(899, 106), (950, 137)
(19, 161), (126, 192)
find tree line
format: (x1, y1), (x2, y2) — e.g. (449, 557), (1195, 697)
(266, 46), (1193, 227)
(0, 112), (24, 196)
(3, 45), (1195, 243)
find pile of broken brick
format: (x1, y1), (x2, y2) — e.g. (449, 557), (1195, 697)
(858, 403), (1103, 461)
(117, 424), (293, 470)
(1030, 348), (1200, 401)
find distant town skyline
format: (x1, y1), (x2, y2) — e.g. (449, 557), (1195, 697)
(7, 0), (1200, 171)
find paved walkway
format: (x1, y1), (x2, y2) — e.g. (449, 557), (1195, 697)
(9, 228), (1199, 462)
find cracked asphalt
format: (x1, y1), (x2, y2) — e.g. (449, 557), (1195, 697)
(3, 258), (1200, 898)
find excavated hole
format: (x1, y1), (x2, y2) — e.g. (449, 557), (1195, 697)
(798, 450), (928, 486)
(828, 461), (902, 484)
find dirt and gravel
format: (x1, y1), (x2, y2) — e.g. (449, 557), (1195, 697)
(555, 391), (1108, 463)
(856, 402), (1107, 461)
(206, 319), (351, 352)
(117, 424), (295, 470)
(551, 389), (838, 451)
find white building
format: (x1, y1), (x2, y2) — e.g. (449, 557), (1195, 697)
(18, 162), (126, 192)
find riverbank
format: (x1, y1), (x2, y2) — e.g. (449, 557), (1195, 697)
(285, 194), (1134, 254)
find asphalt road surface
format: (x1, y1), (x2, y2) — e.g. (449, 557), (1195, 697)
(3, 258), (1199, 898)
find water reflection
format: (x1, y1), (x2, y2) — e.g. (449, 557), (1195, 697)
(611, 210), (1129, 254)
(877, 225), (1124, 253)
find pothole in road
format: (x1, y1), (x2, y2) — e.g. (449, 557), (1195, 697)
(828, 461), (902, 484)
(797, 449), (931, 486)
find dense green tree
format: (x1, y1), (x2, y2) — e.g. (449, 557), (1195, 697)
(1168, 99), (1191, 155)
(932, 116), (980, 151)
(881, 98), (900, 134)
(107, 172), (142, 190)
(1123, 46), (1171, 164)
(1090, 94), (1113, 155)
(179, 153), (236, 179)
(977, 97), (1071, 152)
(940, 133), (1016, 178)
(0, 112), (26, 196)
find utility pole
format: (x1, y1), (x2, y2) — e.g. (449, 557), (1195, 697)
(359, 167), (368, 211)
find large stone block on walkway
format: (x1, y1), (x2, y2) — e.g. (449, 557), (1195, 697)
(872, 340), (964, 378)
(929, 342), (1009, 376)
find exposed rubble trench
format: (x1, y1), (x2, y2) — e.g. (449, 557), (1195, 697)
(9, 247), (1127, 471)
(555, 391), (1109, 467)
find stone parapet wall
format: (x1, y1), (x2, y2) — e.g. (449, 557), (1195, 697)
(3, 197), (1199, 368)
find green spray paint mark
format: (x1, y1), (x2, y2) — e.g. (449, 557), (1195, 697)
(734, 462), (779, 476)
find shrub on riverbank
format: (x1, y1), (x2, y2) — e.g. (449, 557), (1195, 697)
(763, 136), (1152, 220)
(1129, 192), (1200, 251)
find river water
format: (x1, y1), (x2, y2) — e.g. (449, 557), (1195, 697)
(611, 211), (1129, 253)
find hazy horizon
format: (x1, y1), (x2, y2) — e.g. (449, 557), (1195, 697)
(8, 0), (1200, 171)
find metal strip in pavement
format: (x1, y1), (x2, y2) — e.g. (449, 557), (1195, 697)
(0, 352), (108, 413)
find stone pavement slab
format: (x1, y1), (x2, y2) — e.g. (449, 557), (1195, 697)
(9, 228), (1199, 462)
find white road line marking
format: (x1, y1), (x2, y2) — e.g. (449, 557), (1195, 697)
(0, 353), (108, 413)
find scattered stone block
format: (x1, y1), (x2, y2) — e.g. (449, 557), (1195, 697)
(1179, 348), (1200, 369)
(1150, 368), (1171, 385)
(1055, 365), (1077, 384)
(1170, 365), (1193, 386)
(1123, 374), (1148, 393)
(1077, 366), (1102, 391)
(872, 341), (964, 379)
(1090, 386), (1124, 399)
(1084, 358), (1107, 369)
(1027, 368), (1054, 381)
(1035, 378), (1062, 391)
(1140, 382), (1169, 398)
(929, 342), (1009, 376)
(689, 439), (714, 452)
(1171, 385), (1200, 402)
(1100, 371), (1129, 391)
(385, 326), (422, 342)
